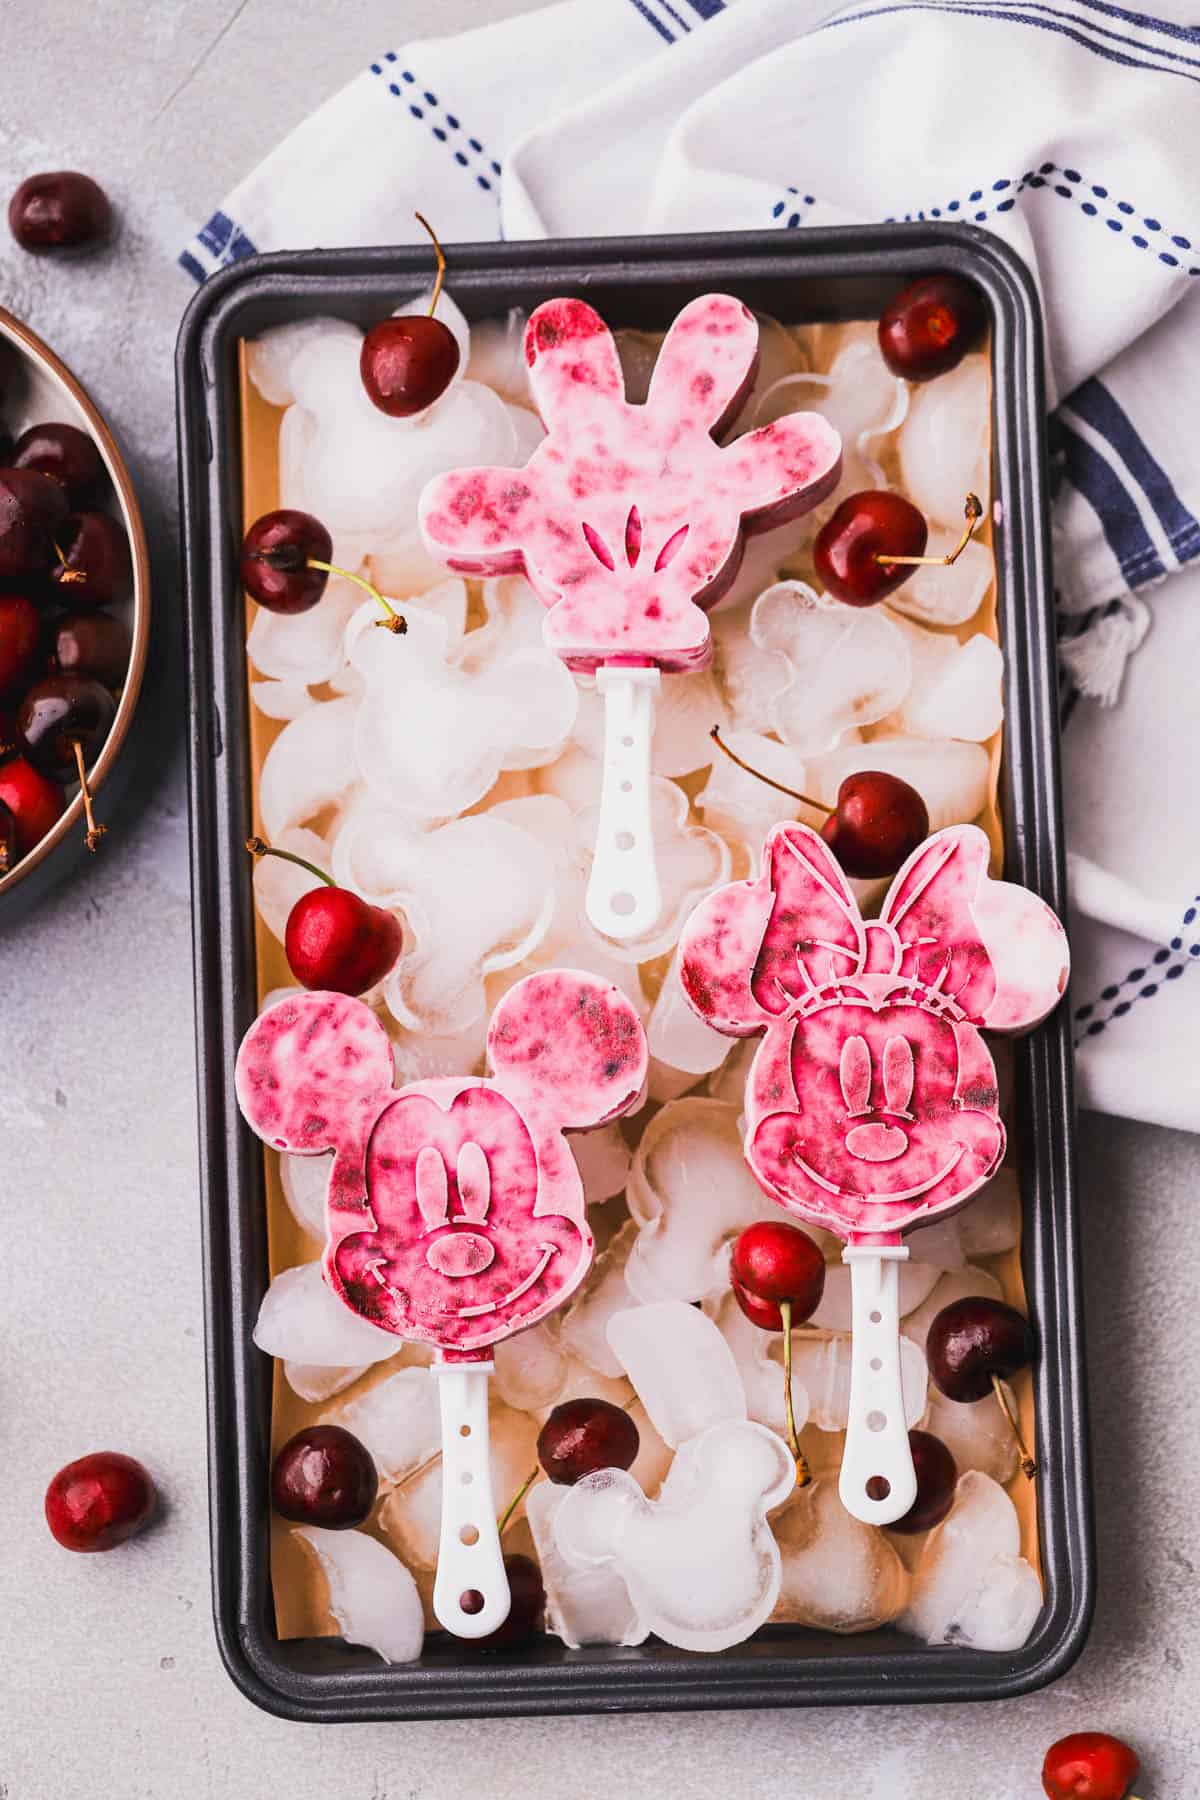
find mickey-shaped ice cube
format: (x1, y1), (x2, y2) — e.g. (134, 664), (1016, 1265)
(554, 1418), (795, 1652)
(235, 969), (648, 1356)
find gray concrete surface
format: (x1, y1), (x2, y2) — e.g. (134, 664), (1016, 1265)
(1, 3), (1196, 1794)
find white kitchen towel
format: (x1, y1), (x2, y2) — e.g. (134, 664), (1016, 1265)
(181, 0), (1200, 1131)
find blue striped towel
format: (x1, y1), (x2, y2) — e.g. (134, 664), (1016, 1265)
(182, 0), (1200, 1130)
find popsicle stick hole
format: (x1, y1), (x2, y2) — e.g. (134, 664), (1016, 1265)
(459, 1424), (471, 1438)
(611, 892), (636, 916)
(620, 780), (632, 793)
(460, 1470), (473, 1486)
(869, 1310), (882, 1324)
(459, 1523), (480, 1546)
(460, 1588), (485, 1616)
(615, 831), (635, 851)
(869, 1357), (882, 1372)
(866, 1410), (887, 1433)
(866, 1476), (891, 1502)
(621, 734), (634, 748)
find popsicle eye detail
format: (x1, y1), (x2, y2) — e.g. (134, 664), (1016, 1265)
(839, 1034), (872, 1116)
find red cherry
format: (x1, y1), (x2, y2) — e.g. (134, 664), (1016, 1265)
(248, 837), (403, 995)
(271, 1425), (378, 1529)
(731, 1220), (825, 1320)
(1042, 1732), (1140, 1800)
(887, 1429), (957, 1535)
(241, 509), (333, 614)
(361, 315), (460, 418)
(0, 467), (69, 580)
(537, 1397), (640, 1486)
(0, 797), (15, 873)
(821, 771), (930, 879)
(0, 591), (42, 695)
(463, 1553), (545, 1651)
(11, 422), (105, 506)
(45, 1451), (156, 1551)
(53, 610), (132, 686)
(9, 172), (112, 253)
(52, 511), (132, 607)
(0, 754), (65, 856)
(731, 1276), (789, 1332)
(814, 490), (928, 606)
(878, 274), (987, 382)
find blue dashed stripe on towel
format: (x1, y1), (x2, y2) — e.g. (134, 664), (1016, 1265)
(178, 209), (259, 282)
(371, 59), (502, 192)
(817, 0), (1200, 83)
(1074, 899), (1200, 1042)
(1066, 378), (1200, 559)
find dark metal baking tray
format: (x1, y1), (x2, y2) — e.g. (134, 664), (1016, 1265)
(176, 223), (1092, 1721)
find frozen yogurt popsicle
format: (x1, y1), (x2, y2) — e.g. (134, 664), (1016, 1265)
(678, 822), (1068, 1525)
(236, 969), (648, 1637)
(419, 293), (842, 938)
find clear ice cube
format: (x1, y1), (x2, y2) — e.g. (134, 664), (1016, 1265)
(327, 1367), (442, 1486)
(605, 1300), (746, 1448)
(751, 582), (913, 755)
(526, 1481), (647, 1649)
(772, 1478), (910, 1632)
(899, 355), (991, 527)
(253, 1260), (401, 1368)
(899, 1471), (1041, 1651)
(294, 1526), (424, 1663)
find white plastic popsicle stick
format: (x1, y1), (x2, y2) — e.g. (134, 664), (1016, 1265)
(838, 1246), (919, 1526)
(586, 665), (662, 940)
(431, 1360), (512, 1639)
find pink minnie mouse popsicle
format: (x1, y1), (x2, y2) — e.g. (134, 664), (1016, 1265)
(679, 822), (1068, 1525)
(419, 294), (842, 940)
(236, 969), (647, 1637)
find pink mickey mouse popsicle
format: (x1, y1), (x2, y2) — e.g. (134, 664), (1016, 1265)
(236, 968), (648, 1637)
(679, 821), (1068, 1525)
(418, 294), (842, 940)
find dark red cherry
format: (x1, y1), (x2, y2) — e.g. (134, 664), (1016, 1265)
(887, 1429), (957, 1535)
(361, 315), (460, 418)
(51, 511), (131, 607)
(52, 610), (132, 686)
(1042, 1732), (1140, 1800)
(878, 274), (987, 382)
(271, 1424), (378, 1528)
(926, 1297), (1036, 1403)
(18, 673), (116, 776)
(0, 591), (42, 695)
(9, 172), (112, 253)
(11, 423), (105, 506)
(45, 1451), (156, 1551)
(0, 754), (65, 855)
(814, 490), (928, 606)
(0, 468), (69, 579)
(241, 509), (333, 614)
(821, 770), (930, 879)
(464, 1553), (546, 1651)
(537, 1397), (640, 1486)
(731, 1221), (825, 1322)
(247, 837), (403, 994)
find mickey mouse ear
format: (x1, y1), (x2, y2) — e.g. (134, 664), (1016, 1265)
(525, 298), (626, 429)
(235, 991), (397, 1214)
(882, 826), (1069, 1031)
(487, 969), (648, 1129)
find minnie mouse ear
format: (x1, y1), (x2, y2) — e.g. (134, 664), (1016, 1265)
(235, 991), (397, 1213)
(882, 826), (1069, 1032)
(487, 969), (647, 1130)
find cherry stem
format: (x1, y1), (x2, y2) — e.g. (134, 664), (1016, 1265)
(991, 1372), (1037, 1480)
(245, 835), (335, 887)
(497, 1465), (539, 1537)
(781, 1302), (812, 1487)
(71, 737), (106, 852)
(709, 726), (831, 816)
(52, 538), (87, 586)
(874, 491), (984, 569)
(304, 559), (407, 635)
(415, 211), (446, 317)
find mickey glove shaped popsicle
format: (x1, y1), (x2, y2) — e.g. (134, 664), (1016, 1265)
(236, 969), (648, 1637)
(419, 294), (842, 939)
(679, 823), (1068, 1526)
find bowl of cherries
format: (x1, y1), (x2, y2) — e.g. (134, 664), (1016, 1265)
(0, 302), (149, 916)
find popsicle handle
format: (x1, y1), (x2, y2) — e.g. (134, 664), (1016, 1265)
(838, 1247), (919, 1526)
(431, 1361), (511, 1639)
(586, 666), (662, 940)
